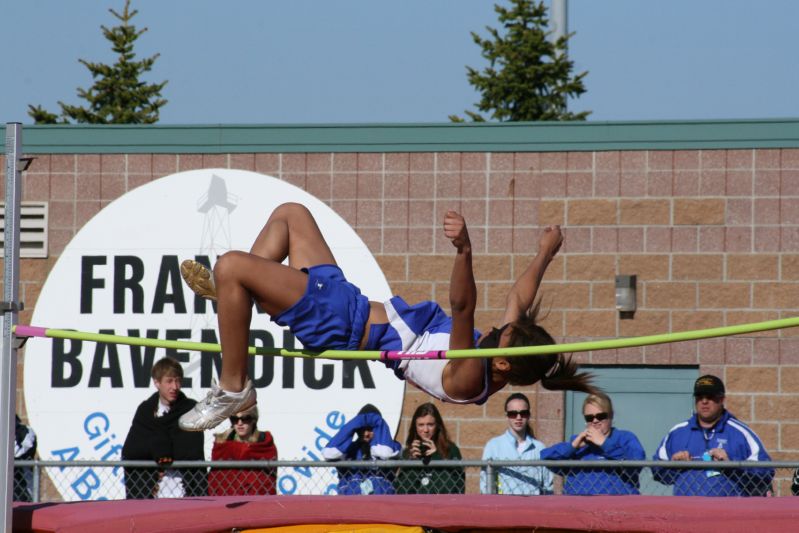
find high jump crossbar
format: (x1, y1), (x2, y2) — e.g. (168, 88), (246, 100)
(14, 316), (799, 361)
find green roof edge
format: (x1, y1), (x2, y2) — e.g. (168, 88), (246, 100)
(9, 118), (799, 154)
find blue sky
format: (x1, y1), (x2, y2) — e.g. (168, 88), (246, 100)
(3, 0), (798, 124)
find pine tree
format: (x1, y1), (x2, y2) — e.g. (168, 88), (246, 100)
(28, 0), (167, 124)
(451, 0), (589, 122)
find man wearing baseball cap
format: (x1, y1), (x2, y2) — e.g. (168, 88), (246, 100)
(651, 374), (774, 496)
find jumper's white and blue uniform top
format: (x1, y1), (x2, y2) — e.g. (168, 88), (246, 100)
(365, 296), (489, 405)
(273, 265), (491, 405)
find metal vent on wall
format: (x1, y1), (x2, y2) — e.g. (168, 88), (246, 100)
(0, 202), (48, 258)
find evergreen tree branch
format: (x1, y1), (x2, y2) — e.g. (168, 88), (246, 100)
(452, 0), (590, 122)
(27, 0), (167, 124)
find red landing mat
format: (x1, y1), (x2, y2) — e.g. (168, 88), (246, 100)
(13, 494), (799, 533)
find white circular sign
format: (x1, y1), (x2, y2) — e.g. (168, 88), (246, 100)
(23, 169), (404, 500)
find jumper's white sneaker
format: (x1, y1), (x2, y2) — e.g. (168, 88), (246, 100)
(179, 380), (256, 431)
(180, 259), (217, 301)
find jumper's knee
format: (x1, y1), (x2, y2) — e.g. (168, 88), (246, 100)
(270, 202), (312, 223)
(213, 251), (249, 285)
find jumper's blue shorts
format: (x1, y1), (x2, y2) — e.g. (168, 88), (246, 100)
(271, 264), (370, 351)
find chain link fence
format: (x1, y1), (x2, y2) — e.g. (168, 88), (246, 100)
(13, 459), (799, 502)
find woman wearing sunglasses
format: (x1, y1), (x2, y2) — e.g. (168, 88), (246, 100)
(207, 404), (278, 495)
(480, 393), (553, 494)
(541, 392), (645, 495)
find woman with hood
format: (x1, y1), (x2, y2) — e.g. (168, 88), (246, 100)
(322, 403), (401, 495)
(208, 404), (278, 495)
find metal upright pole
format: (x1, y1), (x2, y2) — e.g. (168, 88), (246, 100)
(2, 123), (23, 532)
(551, 0), (568, 49)
(550, 0), (569, 114)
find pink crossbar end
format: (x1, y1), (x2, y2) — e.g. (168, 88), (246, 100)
(380, 350), (446, 361)
(14, 325), (48, 338)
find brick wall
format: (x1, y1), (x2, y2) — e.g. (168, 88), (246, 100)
(4, 148), (799, 481)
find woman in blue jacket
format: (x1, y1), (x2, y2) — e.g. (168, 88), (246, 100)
(321, 404), (401, 495)
(541, 392), (645, 495)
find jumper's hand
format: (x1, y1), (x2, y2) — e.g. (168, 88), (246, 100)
(539, 225), (563, 259)
(444, 211), (470, 251)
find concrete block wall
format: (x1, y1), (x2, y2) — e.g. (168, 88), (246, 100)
(4, 147), (799, 479)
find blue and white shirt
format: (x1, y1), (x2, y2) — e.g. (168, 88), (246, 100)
(321, 412), (402, 495)
(481, 430), (553, 495)
(652, 410), (774, 496)
(366, 296), (488, 404)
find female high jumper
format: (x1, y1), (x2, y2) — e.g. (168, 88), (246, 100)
(179, 202), (595, 431)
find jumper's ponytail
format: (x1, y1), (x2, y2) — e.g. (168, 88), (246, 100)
(499, 300), (600, 394)
(541, 354), (598, 395)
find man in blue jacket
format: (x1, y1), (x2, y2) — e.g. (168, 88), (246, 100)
(652, 375), (773, 496)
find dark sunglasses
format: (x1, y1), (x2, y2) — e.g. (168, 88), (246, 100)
(584, 412), (609, 423)
(230, 415), (255, 424)
(506, 409), (531, 419)
(694, 394), (722, 402)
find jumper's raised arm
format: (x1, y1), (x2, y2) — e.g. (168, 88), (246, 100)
(445, 211), (476, 351)
(502, 225), (562, 326)
(440, 211), (487, 402)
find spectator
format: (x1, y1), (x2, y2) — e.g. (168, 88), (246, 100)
(396, 402), (465, 494)
(480, 393), (552, 495)
(322, 404), (401, 495)
(14, 414), (37, 502)
(208, 405), (278, 495)
(541, 392), (645, 495)
(122, 357), (206, 498)
(652, 374), (774, 496)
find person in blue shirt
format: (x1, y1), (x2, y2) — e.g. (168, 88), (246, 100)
(652, 374), (774, 496)
(541, 392), (645, 495)
(321, 403), (401, 495)
(480, 393), (553, 494)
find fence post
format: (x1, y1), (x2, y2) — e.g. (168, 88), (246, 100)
(486, 462), (496, 494)
(32, 463), (40, 503)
